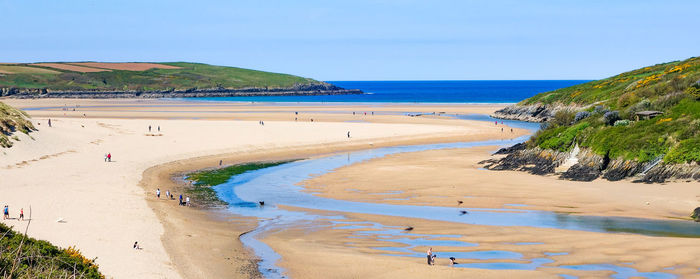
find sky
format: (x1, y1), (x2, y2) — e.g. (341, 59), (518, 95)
(1, 0), (699, 80)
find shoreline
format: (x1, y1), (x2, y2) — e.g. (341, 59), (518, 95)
(138, 127), (528, 278)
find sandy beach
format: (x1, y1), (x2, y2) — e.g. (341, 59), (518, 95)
(1, 99), (521, 278)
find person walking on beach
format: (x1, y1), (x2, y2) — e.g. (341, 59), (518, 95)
(104, 153), (108, 162)
(107, 153), (112, 162)
(157, 126), (160, 132)
(19, 208), (23, 221)
(179, 194), (183, 206)
(156, 188), (161, 199)
(219, 160), (223, 166)
(166, 190), (170, 200)
(186, 196), (190, 206)
(3, 206), (9, 220)
(347, 131), (350, 138)
(426, 247), (433, 265)
(48, 118), (52, 127)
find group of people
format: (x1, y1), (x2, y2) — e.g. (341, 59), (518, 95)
(2, 205), (24, 221)
(147, 125), (161, 133)
(156, 188), (190, 206)
(427, 247), (459, 266)
(104, 153), (112, 162)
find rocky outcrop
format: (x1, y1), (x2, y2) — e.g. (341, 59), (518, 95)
(491, 104), (555, 122)
(1, 83), (363, 99)
(482, 147), (568, 175)
(692, 207), (700, 222)
(483, 144), (700, 183)
(491, 103), (586, 122)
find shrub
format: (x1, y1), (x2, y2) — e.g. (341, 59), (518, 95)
(665, 138), (700, 163)
(685, 84), (700, 100)
(574, 111), (591, 123)
(551, 110), (576, 126)
(594, 105), (608, 114)
(614, 120), (630, 126)
(604, 111), (620, 126)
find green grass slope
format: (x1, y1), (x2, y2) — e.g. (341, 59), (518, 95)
(0, 223), (103, 278)
(0, 101), (36, 148)
(523, 56), (700, 164)
(0, 62), (321, 91)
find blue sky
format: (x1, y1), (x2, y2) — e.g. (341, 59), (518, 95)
(1, 0), (698, 80)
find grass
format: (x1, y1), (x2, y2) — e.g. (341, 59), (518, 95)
(185, 160), (298, 207)
(0, 62), (322, 92)
(521, 56), (700, 164)
(0, 222), (103, 278)
(0, 101), (36, 148)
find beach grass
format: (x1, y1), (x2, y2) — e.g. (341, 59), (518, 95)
(0, 223), (103, 278)
(0, 101), (36, 148)
(186, 160), (298, 207)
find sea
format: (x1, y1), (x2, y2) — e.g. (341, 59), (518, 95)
(185, 80), (589, 103)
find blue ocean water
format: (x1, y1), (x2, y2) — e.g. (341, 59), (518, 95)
(185, 80), (589, 103)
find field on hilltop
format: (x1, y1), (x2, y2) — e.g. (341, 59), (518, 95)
(0, 62), (321, 93)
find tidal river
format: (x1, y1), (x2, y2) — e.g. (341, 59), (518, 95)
(211, 115), (691, 279)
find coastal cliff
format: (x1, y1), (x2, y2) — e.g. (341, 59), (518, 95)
(487, 56), (700, 183)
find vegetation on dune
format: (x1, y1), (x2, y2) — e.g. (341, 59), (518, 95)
(0, 62), (321, 91)
(186, 161), (297, 207)
(524, 56), (700, 164)
(0, 223), (103, 278)
(0, 102), (35, 148)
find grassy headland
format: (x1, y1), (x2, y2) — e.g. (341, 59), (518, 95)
(0, 62), (318, 91)
(517, 57), (700, 164)
(185, 161), (297, 207)
(491, 56), (700, 182)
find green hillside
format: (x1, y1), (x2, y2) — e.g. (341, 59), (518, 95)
(523, 56), (700, 164)
(0, 62), (320, 92)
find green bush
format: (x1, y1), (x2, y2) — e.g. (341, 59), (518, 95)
(665, 138), (700, 164)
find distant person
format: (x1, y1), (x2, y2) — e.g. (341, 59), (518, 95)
(449, 257), (457, 265)
(310, 118), (313, 122)
(427, 247), (433, 265)
(48, 119), (52, 127)
(19, 208), (24, 221)
(353, 112), (355, 115)
(295, 111), (298, 115)
(156, 188), (160, 199)
(148, 125), (152, 132)
(179, 194), (183, 206)
(495, 121), (497, 125)
(186, 196), (190, 206)
(104, 153), (108, 162)
(133, 241), (140, 249)
(3, 206), (9, 220)
(219, 160), (223, 166)
(107, 153), (112, 162)
(510, 128), (513, 133)
(347, 131), (350, 138)
(166, 190), (170, 199)
(170, 193), (174, 200)
(501, 128), (503, 132)
(157, 126), (160, 132)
